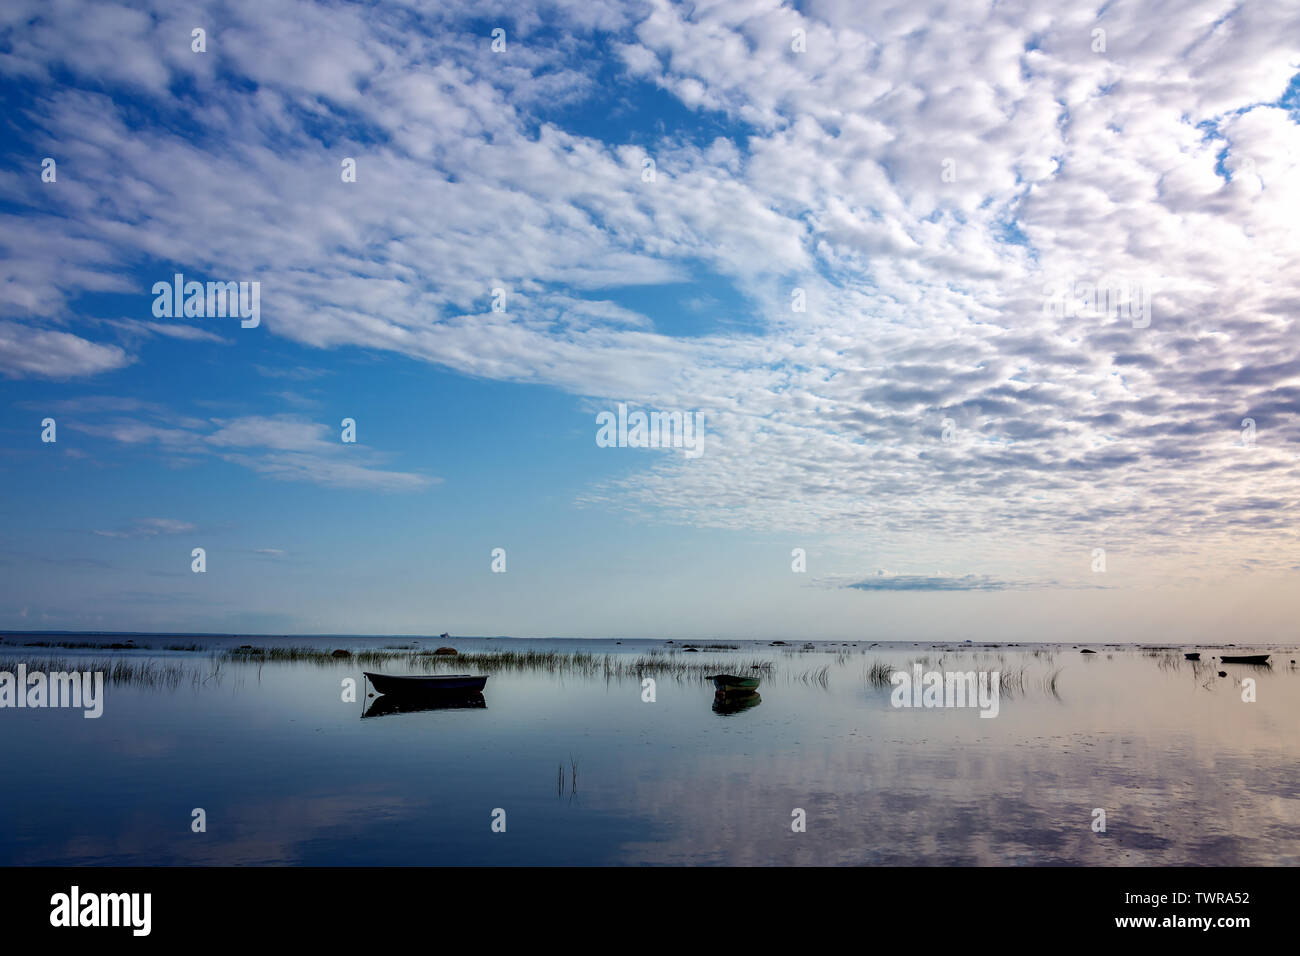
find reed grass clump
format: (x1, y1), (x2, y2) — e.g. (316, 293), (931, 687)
(864, 659), (894, 687)
(219, 645), (777, 683)
(0, 655), (200, 689)
(792, 665), (831, 688)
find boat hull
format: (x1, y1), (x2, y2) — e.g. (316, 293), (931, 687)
(707, 674), (761, 693)
(364, 672), (488, 696)
(1218, 655), (1270, 665)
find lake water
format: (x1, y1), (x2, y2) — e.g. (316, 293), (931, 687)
(1, 637), (1297, 865)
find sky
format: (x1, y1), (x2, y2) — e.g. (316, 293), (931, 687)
(1, 0), (1299, 641)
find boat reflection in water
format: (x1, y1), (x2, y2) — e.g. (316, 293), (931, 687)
(707, 673), (763, 715)
(712, 691), (761, 715)
(362, 692), (486, 719)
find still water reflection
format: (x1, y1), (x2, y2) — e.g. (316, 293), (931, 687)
(1, 638), (1296, 865)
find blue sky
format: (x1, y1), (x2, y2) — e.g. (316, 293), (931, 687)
(2, 0), (1299, 640)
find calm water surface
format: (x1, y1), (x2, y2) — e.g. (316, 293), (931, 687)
(2, 638), (1297, 865)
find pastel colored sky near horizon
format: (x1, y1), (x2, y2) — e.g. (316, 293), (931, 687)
(1, 0), (1299, 640)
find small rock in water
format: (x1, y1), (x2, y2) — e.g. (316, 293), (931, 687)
(434, 647), (458, 656)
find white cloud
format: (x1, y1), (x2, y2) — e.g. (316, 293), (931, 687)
(2, 0), (1299, 578)
(0, 321), (132, 379)
(93, 517), (196, 538)
(70, 410), (434, 492)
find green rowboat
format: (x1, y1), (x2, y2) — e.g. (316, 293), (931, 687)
(707, 674), (761, 693)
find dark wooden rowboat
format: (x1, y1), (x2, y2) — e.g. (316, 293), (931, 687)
(1218, 654), (1270, 665)
(1184, 652), (1200, 660)
(706, 674), (761, 693)
(364, 672), (488, 696)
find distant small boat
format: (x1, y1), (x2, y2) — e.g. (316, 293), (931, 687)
(1184, 653), (1200, 661)
(364, 672), (488, 696)
(1218, 654), (1270, 665)
(707, 674), (761, 693)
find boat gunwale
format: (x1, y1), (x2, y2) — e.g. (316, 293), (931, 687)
(363, 671), (483, 681)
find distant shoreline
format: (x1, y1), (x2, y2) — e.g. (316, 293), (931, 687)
(0, 630), (1294, 650)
